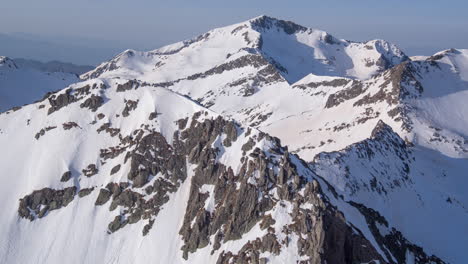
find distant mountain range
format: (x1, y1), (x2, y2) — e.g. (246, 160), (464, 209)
(0, 16), (467, 264)
(0, 32), (126, 65)
(0, 56), (80, 112)
(13, 58), (93, 75)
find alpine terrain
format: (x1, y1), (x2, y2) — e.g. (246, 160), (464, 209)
(0, 16), (467, 264)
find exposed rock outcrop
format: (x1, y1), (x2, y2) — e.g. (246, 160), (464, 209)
(18, 187), (77, 221)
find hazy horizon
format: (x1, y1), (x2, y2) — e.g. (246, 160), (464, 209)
(1, 0), (467, 65)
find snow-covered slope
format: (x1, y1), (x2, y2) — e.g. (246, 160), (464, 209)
(0, 16), (467, 264)
(0, 56), (79, 112)
(291, 49), (468, 263)
(313, 120), (468, 264)
(79, 16), (409, 161)
(0, 75), (444, 264)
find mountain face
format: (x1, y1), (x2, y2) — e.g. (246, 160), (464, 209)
(80, 15), (409, 162)
(0, 56), (79, 112)
(0, 16), (467, 264)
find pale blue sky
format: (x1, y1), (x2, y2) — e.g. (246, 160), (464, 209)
(1, 0), (467, 65)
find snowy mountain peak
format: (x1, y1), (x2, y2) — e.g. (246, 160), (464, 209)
(81, 16), (408, 83)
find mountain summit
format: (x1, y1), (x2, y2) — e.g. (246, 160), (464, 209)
(82, 16), (408, 83)
(0, 16), (467, 264)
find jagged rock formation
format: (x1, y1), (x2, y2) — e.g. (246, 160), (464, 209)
(18, 187), (77, 220)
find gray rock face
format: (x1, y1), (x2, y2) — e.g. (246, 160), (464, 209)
(78, 187), (94, 198)
(241, 138), (255, 153)
(18, 187), (77, 221)
(60, 171), (72, 182)
(62, 122), (79, 130)
(80, 95), (104, 112)
(288, 181), (384, 264)
(175, 114), (375, 262)
(96, 122), (120, 137)
(222, 121), (238, 147)
(127, 130), (186, 188)
(96, 178), (178, 234)
(217, 233), (281, 264)
(34, 126), (57, 140)
(116, 80), (139, 92)
(108, 215), (127, 233)
(325, 80), (365, 108)
(110, 164), (121, 175)
(142, 219), (155, 236)
(122, 100), (138, 117)
(47, 89), (76, 115)
(148, 111), (159, 120)
(45, 83), (107, 115)
(215, 179), (386, 264)
(100, 146), (126, 160)
(74, 84), (92, 96)
(294, 78), (351, 91)
(95, 189), (112, 206)
(191, 55), (266, 79)
(82, 164), (98, 177)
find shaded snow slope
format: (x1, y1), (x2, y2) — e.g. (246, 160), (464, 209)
(313, 121), (468, 264)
